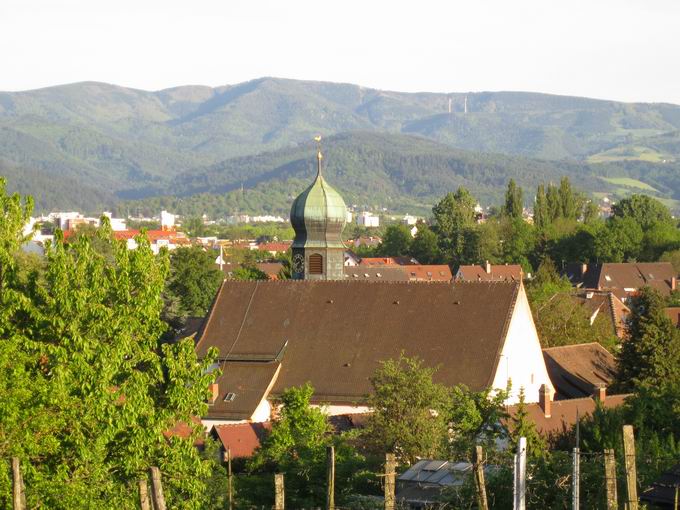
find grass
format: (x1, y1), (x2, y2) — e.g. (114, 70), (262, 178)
(599, 177), (659, 192)
(588, 145), (667, 164)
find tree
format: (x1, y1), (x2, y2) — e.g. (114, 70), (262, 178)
(612, 194), (673, 230)
(534, 184), (549, 229)
(504, 179), (523, 219)
(365, 354), (451, 464)
(508, 388), (546, 460)
(0, 198), (219, 507)
(594, 217), (643, 262)
(432, 187), (477, 264)
(379, 224), (412, 257)
(409, 223), (442, 264)
(232, 266), (269, 280)
(558, 177), (582, 220)
(546, 184), (561, 223)
(616, 287), (680, 392)
(165, 246), (224, 318)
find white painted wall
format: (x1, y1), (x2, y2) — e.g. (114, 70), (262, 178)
(490, 283), (555, 404)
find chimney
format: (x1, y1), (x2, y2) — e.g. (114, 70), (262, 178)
(209, 383), (219, 404)
(594, 383), (606, 403)
(539, 384), (551, 418)
(581, 263), (588, 277)
(485, 260), (491, 274)
(672, 276), (677, 291)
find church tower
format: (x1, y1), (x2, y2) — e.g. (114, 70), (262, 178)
(289, 137), (347, 280)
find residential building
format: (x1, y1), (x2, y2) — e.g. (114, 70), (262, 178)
(456, 261), (524, 282)
(542, 343), (617, 399)
(665, 307), (680, 327)
(356, 211), (380, 228)
(359, 256), (418, 266)
(161, 210), (176, 230)
(572, 291), (630, 339)
(564, 262), (678, 299)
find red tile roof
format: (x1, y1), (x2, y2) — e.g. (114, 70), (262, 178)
(456, 264), (523, 282)
(359, 257), (418, 266)
(542, 343), (617, 399)
(212, 422), (271, 458)
(257, 242), (291, 253)
(665, 307), (680, 327)
(404, 265), (452, 282)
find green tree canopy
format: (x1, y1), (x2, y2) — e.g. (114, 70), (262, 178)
(408, 222), (442, 264)
(612, 194), (673, 230)
(378, 224), (413, 257)
(432, 187), (477, 264)
(166, 245), (224, 317)
(504, 179), (523, 219)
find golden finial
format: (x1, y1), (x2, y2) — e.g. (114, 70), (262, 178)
(314, 135), (323, 176)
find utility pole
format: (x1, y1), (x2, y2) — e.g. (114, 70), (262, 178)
(514, 437), (527, 510)
(473, 446), (489, 510)
(384, 453), (396, 510)
(326, 446), (335, 510)
(623, 425), (638, 510)
(604, 449), (618, 510)
(573, 410), (580, 510)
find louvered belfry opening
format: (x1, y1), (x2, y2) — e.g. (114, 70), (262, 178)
(309, 253), (323, 275)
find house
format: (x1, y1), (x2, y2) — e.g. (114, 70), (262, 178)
(195, 144), (554, 429)
(403, 265), (452, 282)
(257, 242), (291, 256)
(456, 261), (524, 282)
(665, 307), (680, 327)
(564, 262), (677, 299)
(343, 266), (409, 281)
(63, 228), (190, 254)
(507, 384), (630, 439)
(359, 256), (419, 266)
(542, 343), (617, 399)
(356, 211), (380, 227)
(350, 236), (382, 249)
(397, 460), (488, 508)
(572, 291), (630, 339)
(210, 422), (271, 459)
(641, 463), (680, 509)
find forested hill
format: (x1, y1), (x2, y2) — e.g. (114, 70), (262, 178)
(116, 132), (679, 218)
(2, 77), (680, 213)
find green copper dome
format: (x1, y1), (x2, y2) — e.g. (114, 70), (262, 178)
(290, 172), (347, 250)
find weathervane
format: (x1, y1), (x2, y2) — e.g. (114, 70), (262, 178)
(314, 135), (323, 176)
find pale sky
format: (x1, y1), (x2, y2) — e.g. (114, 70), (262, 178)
(1, 0), (679, 104)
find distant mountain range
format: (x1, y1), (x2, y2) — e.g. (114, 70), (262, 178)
(1, 77), (680, 214)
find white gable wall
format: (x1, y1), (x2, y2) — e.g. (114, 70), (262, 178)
(490, 283), (554, 404)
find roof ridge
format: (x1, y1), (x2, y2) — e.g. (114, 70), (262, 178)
(543, 342), (601, 351)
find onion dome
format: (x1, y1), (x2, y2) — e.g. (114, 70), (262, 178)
(290, 143), (347, 250)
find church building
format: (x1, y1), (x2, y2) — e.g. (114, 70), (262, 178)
(195, 141), (554, 427)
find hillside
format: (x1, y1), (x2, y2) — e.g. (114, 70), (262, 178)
(117, 132), (680, 217)
(2, 77), (680, 213)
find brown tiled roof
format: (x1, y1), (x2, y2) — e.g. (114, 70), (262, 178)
(343, 266), (409, 281)
(404, 265), (452, 282)
(572, 291), (630, 339)
(196, 280), (520, 404)
(257, 242), (291, 253)
(207, 361), (280, 420)
(359, 257), (418, 266)
(256, 262), (284, 279)
(163, 416), (205, 446)
(456, 264), (523, 282)
(212, 422), (271, 458)
(580, 262), (676, 296)
(665, 307), (680, 328)
(507, 394), (630, 437)
(542, 343), (617, 399)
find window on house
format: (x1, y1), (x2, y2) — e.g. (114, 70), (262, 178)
(309, 253), (323, 274)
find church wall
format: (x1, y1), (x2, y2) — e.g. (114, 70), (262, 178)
(490, 283), (555, 405)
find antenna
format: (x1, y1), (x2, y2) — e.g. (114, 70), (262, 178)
(448, 97), (452, 114)
(314, 135), (323, 176)
(464, 96), (468, 114)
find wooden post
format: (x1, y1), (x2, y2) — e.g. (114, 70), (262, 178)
(11, 457), (25, 510)
(326, 446), (335, 510)
(622, 425), (638, 510)
(513, 437), (527, 510)
(473, 446), (489, 510)
(384, 453), (396, 510)
(274, 473), (285, 510)
(604, 449), (618, 510)
(226, 448), (233, 510)
(674, 485), (678, 510)
(150, 466), (167, 510)
(138, 478), (151, 510)
(573, 447), (580, 510)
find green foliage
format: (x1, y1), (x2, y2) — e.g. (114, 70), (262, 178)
(534, 184), (549, 229)
(232, 266), (269, 280)
(432, 187), (477, 264)
(165, 246), (224, 317)
(249, 384), (364, 507)
(377, 224), (412, 257)
(408, 223), (442, 264)
(594, 216), (643, 262)
(508, 389), (546, 460)
(365, 354), (451, 464)
(503, 179), (523, 218)
(616, 286), (680, 392)
(612, 194), (673, 230)
(0, 183), (219, 508)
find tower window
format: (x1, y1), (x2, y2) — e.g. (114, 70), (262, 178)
(309, 254), (323, 274)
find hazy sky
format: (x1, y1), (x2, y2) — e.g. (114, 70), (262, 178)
(1, 0), (679, 104)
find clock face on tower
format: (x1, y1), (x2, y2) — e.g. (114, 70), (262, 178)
(292, 253), (305, 274)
